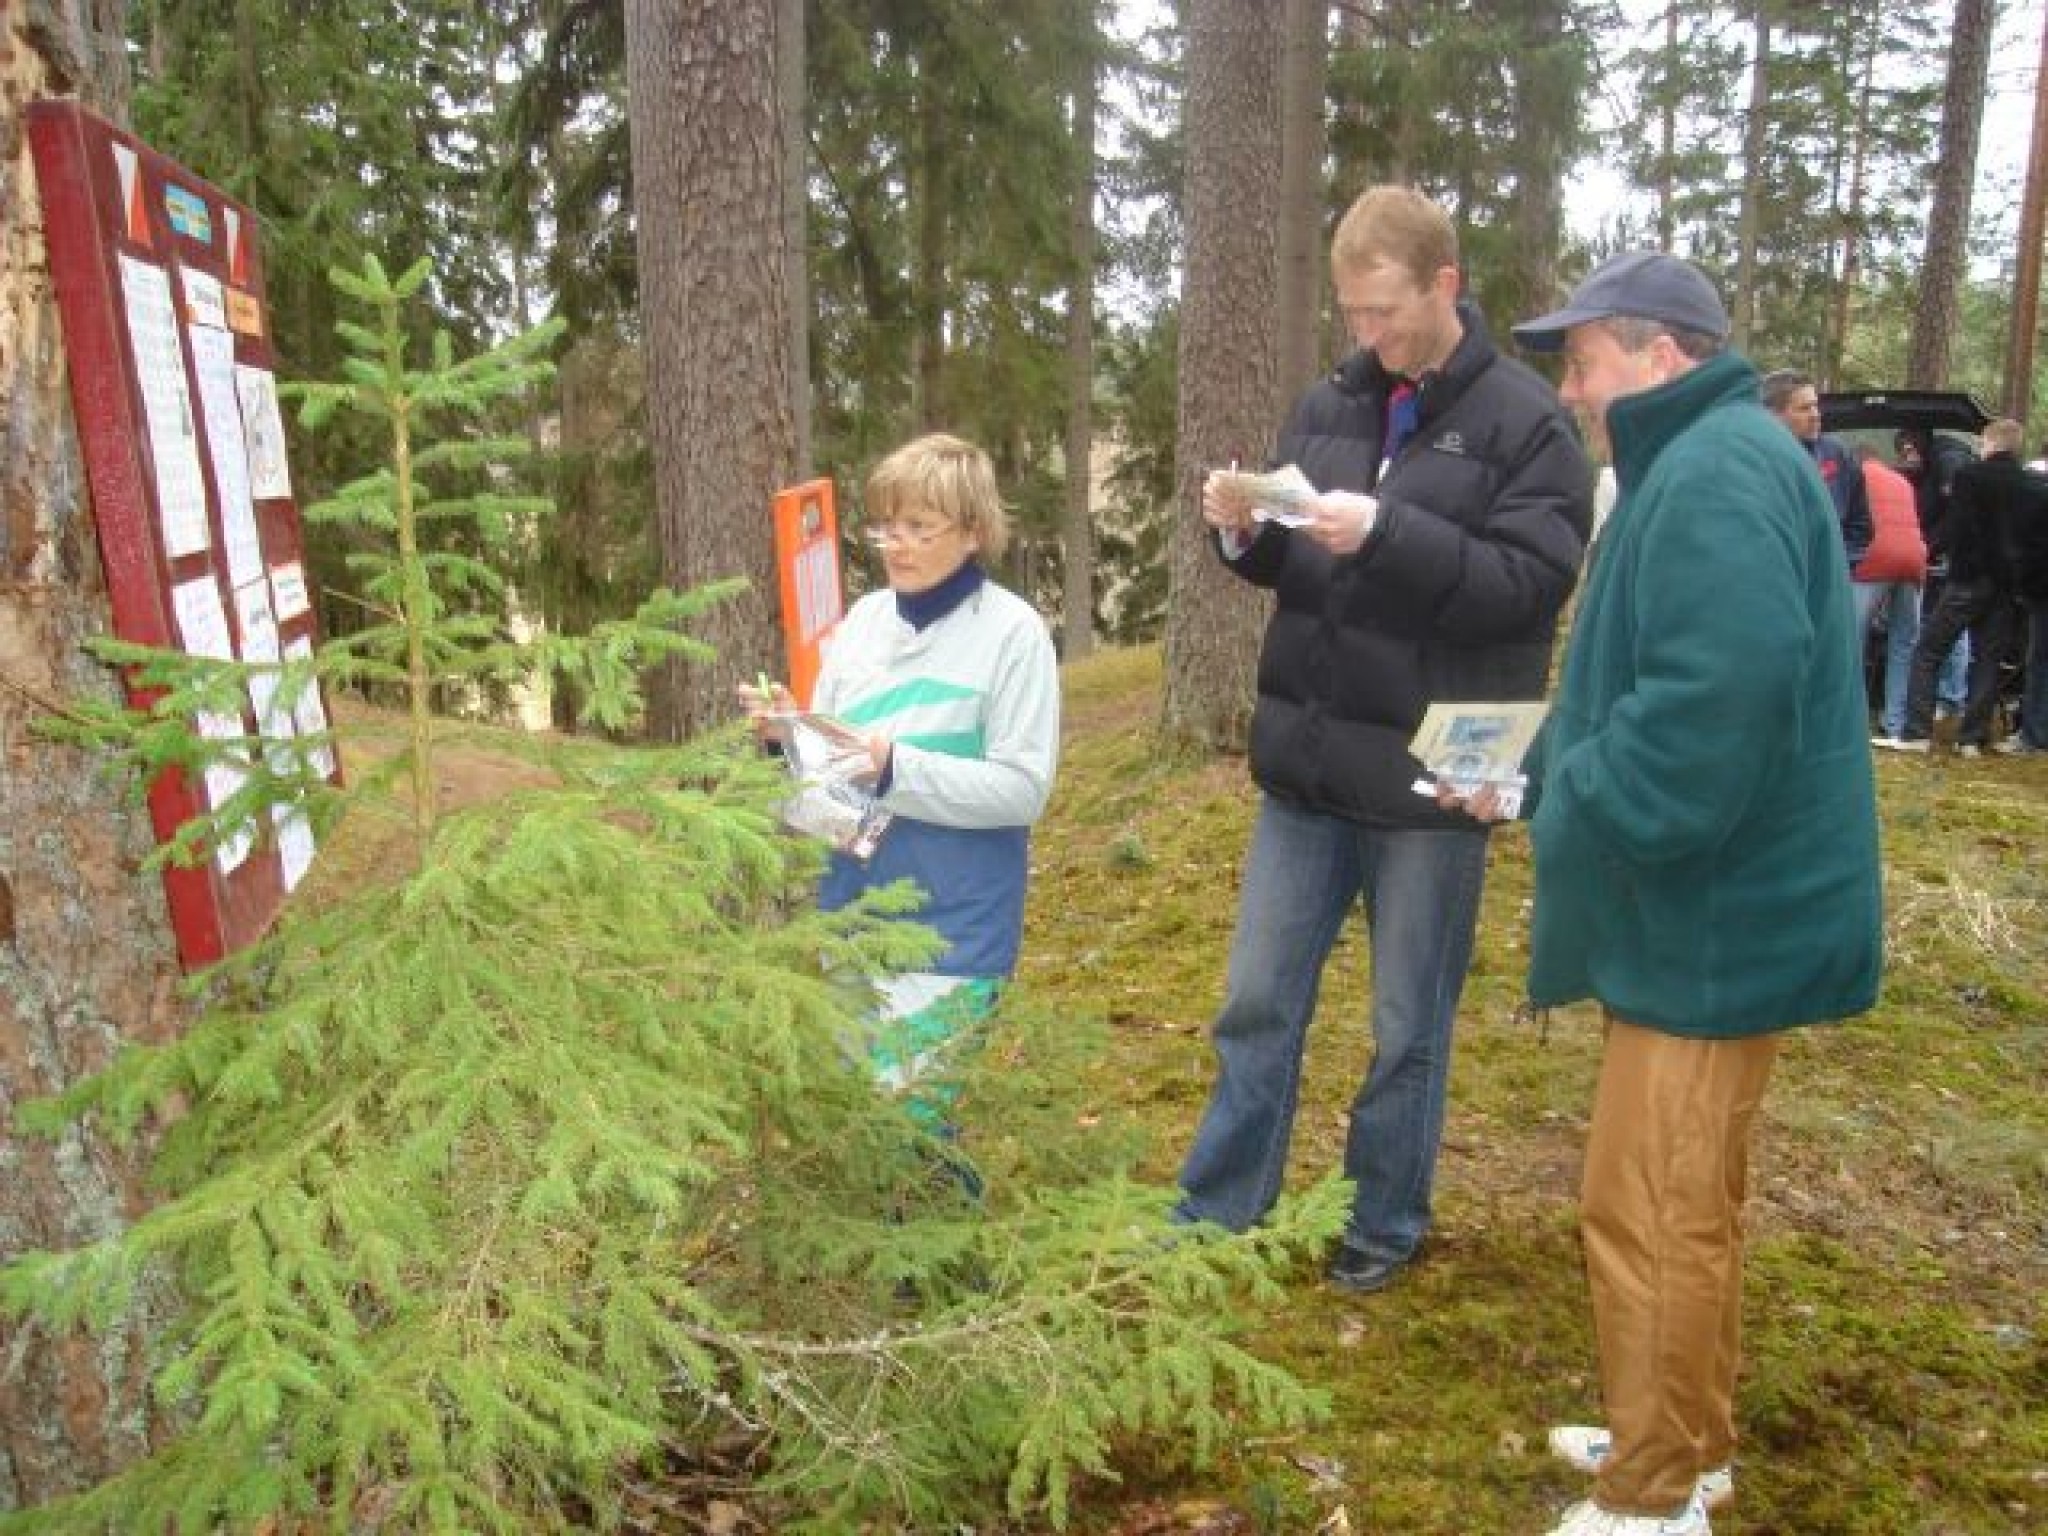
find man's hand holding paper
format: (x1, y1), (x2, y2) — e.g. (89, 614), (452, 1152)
(1210, 463), (1317, 528)
(1207, 463), (1378, 556)
(1305, 489), (1378, 555)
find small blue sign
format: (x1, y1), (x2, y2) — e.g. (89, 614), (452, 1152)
(164, 184), (212, 244)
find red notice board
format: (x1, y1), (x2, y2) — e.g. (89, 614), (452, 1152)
(29, 100), (336, 971)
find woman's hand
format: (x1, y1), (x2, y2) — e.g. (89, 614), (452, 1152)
(736, 675), (796, 741)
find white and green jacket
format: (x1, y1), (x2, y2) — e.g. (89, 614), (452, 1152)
(814, 565), (1059, 976)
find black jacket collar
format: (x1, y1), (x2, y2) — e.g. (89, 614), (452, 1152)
(1331, 299), (1499, 426)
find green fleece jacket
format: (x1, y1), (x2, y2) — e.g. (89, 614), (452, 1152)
(1523, 351), (1882, 1037)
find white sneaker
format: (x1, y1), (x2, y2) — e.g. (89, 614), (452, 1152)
(1543, 1493), (1710, 1535)
(1871, 736), (1930, 752)
(1548, 1425), (1734, 1511)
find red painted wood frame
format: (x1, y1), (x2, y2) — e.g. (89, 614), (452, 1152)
(29, 99), (334, 969)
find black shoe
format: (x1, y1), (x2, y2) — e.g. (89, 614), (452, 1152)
(1327, 1244), (1410, 1295)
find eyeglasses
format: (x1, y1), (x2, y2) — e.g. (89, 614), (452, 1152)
(862, 520), (956, 550)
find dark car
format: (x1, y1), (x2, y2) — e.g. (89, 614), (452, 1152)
(1819, 389), (1991, 437)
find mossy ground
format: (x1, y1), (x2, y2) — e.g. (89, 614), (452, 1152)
(1018, 645), (2046, 1536)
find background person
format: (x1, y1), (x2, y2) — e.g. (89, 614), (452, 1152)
(1173, 184), (1590, 1295)
(1895, 425), (1974, 718)
(1761, 368), (1871, 583)
(2000, 446), (2048, 752)
(1888, 418), (2036, 756)
(1852, 443), (1929, 745)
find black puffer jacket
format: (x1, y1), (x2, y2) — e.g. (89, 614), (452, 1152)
(1222, 303), (1591, 828)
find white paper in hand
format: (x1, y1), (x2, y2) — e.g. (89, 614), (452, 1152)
(1215, 464), (1317, 527)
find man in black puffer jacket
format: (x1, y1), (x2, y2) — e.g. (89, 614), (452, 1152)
(1175, 185), (1591, 1294)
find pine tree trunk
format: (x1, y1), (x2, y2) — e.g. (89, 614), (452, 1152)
(1504, 0), (1569, 327)
(1657, 2), (1677, 250)
(624, 0), (798, 740)
(2, 0), (187, 1508)
(1828, 7), (1881, 386)
(779, 0), (812, 479)
(1060, 0), (1100, 662)
(1910, 0), (1993, 389)
(1162, 0), (1279, 752)
(2000, 2), (2048, 423)
(1732, 3), (1770, 353)
(912, 74), (946, 431)
(1274, 0), (1328, 406)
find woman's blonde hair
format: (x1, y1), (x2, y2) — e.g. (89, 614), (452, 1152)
(863, 432), (1010, 561)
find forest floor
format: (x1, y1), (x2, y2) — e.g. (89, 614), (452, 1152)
(1004, 645), (2045, 1536)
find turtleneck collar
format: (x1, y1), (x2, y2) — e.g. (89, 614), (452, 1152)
(1609, 350), (1761, 492)
(894, 557), (986, 631)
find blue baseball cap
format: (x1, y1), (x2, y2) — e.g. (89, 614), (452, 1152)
(1512, 251), (1731, 353)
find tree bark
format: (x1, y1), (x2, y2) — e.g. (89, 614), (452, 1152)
(779, 0), (812, 478)
(1162, 0), (1279, 752)
(1060, 0), (1100, 662)
(3, 0), (187, 1508)
(1503, 0), (1569, 329)
(2001, 1), (2048, 423)
(624, 0), (798, 740)
(912, 67), (947, 430)
(1911, 0), (1993, 389)
(1274, 0), (1328, 406)
(1733, 3), (1770, 353)
(1827, 3), (1881, 386)
(1657, 2), (1677, 250)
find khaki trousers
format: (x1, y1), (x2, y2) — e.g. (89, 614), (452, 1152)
(1582, 1016), (1780, 1515)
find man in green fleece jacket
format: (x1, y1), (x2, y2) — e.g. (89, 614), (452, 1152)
(1452, 252), (1882, 1536)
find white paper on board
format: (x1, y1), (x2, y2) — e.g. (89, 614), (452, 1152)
(181, 268), (227, 330)
(273, 804), (317, 890)
(269, 560), (312, 622)
(118, 252), (211, 558)
(190, 325), (264, 592)
(235, 363), (294, 501)
(282, 634), (336, 780)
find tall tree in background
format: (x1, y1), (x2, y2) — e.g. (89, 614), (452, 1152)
(1275, 0), (1330, 403)
(782, 0), (813, 476)
(1911, 0), (1994, 388)
(2004, 3), (2048, 424)
(1, 0), (184, 1504)
(1163, 0), (1279, 750)
(1061, 0), (1102, 660)
(1614, 3), (1743, 256)
(1324, 0), (1588, 327)
(130, 0), (518, 640)
(1732, 1), (1771, 351)
(623, 0), (797, 737)
(1827, 0), (1887, 381)
(1495, 0), (1575, 327)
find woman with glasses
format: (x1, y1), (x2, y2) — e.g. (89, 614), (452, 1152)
(743, 433), (1060, 1169)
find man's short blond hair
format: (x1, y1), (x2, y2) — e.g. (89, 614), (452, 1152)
(1330, 184), (1459, 289)
(864, 432), (1011, 562)
(1982, 417), (2024, 455)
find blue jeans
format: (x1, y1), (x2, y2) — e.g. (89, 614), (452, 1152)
(1863, 582), (1965, 736)
(1860, 581), (1921, 738)
(1176, 796), (1490, 1262)
(2023, 599), (2048, 747)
